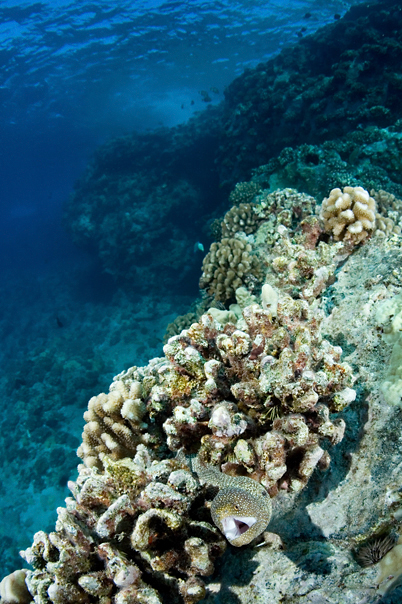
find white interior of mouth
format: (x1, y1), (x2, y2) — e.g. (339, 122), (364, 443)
(221, 515), (257, 540)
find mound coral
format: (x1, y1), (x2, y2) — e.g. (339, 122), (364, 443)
(221, 203), (261, 237)
(228, 181), (261, 206)
(0, 571), (30, 604)
(199, 237), (262, 302)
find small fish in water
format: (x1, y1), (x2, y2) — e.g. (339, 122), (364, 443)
(192, 457), (272, 546)
(194, 241), (204, 253)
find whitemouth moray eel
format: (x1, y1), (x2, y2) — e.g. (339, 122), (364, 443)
(192, 457), (272, 547)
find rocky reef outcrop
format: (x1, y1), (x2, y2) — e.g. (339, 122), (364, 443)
(6, 179), (402, 602)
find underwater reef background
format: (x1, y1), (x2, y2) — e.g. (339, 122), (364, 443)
(64, 0), (402, 290)
(3, 0), (402, 602)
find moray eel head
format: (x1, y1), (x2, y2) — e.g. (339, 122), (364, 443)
(211, 486), (272, 547)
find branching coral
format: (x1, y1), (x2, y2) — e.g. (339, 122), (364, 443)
(320, 186), (376, 244)
(78, 378), (148, 469)
(372, 189), (402, 219)
(20, 453), (226, 604)
(371, 189), (402, 237)
(161, 295), (353, 495)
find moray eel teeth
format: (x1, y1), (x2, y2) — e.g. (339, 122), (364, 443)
(221, 515), (257, 541)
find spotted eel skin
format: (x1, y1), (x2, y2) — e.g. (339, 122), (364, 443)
(192, 457), (272, 547)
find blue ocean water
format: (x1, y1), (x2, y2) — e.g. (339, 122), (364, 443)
(0, 0), (364, 579)
(0, 0), (362, 276)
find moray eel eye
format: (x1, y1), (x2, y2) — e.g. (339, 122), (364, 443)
(221, 515), (257, 541)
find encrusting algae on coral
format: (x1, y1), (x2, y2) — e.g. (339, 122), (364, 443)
(6, 183), (401, 604)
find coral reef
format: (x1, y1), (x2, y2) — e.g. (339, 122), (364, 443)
(199, 237), (262, 302)
(165, 300), (352, 496)
(221, 203), (261, 237)
(196, 223), (402, 603)
(78, 279), (354, 495)
(199, 188), (323, 304)
(249, 125), (402, 203)
(19, 453), (226, 604)
(64, 1), (402, 292)
(217, 1), (402, 187)
(228, 182), (261, 206)
(320, 186), (376, 244)
(63, 110), (226, 291)
(6, 173), (402, 602)
(0, 270), (194, 578)
(7, 2), (402, 599)
(4, 173), (372, 604)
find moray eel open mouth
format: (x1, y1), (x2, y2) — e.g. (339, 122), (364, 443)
(221, 515), (257, 541)
(192, 459), (272, 546)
